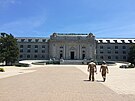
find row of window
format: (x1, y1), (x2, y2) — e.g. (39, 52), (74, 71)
(99, 51), (127, 54)
(20, 55), (46, 58)
(20, 49), (46, 53)
(99, 46), (127, 49)
(20, 45), (46, 48)
(20, 39), (47, 42)
(99, 56), (127, 60)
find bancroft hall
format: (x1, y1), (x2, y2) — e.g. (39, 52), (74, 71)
(17, 33), (135, 62)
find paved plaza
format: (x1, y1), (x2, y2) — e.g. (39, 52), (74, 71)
(0, 64), (135, 101)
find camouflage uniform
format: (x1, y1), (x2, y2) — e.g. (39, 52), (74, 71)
(100, 64), (109, 82)
(88, 62), (97, 81)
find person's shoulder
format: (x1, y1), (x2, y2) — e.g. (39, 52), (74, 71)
(102, 64), (107, 67)
(91, 62), (96, 65)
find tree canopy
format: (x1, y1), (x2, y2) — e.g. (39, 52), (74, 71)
(0, 33), (19, 65)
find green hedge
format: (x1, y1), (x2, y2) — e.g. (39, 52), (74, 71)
(0, 68), (5, 72)
(15, 63), (30, 67)
(32, 62), (46, 65)
(128, 64), (134, 68)
(46, 60), (60, 65)
(119, 64), (134, 68)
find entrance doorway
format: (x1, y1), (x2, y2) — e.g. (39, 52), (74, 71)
(60, 53), (63, 59)
(70, 51), (74, 59)
(82, 54), (85, 59)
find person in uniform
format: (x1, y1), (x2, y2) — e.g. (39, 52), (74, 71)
(100, 61), (109, 82)
(87, 60), (97, 81)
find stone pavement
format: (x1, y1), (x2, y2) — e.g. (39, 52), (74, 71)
(0, 65), (135, 101)
(76, 64), (135, 95)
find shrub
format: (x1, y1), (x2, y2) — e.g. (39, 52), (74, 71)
(46, 60), (60, 65)
(15, 63), (30, 67)
(32, 62), (46, 65)
(127, 64), (134, 68)
(0, 68), (5, 72)
(120, 64), (134, 68)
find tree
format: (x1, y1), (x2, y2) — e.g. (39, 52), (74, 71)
(0, 33), (19, 65)
(128, 44), (135, 64)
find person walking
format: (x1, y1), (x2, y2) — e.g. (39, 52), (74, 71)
(100, 61), (109, 82)
(87, 60), (97, 81)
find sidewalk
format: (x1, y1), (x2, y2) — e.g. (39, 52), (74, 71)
(0, 65), (135, 101)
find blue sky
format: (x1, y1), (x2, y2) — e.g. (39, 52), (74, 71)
(0, 0), (135, 38)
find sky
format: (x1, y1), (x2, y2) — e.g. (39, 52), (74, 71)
(0, 0), (135, 38)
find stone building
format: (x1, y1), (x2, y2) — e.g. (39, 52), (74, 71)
(17, 37), (49, 60)
(48, 33), (96, 60)
(96, 38), (135, 61)
(17, 33), (135, 62)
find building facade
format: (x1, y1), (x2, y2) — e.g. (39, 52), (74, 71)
(17, 37), (49, 60)
(17, 33), (135, 61)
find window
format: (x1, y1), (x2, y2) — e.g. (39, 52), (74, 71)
(21, 39), (25, 42)
(35, 45), (38, 48)
(100, 46), (103, 49)
(108, 51), (111, 54)
(123, 56), (126, 59)
(42, 50), (45, 53)
(42, 39), (46, 42)
(115, 51), (118, 54)
(82, 46), (86, 48)
(27, 50), (31, 53)
(28, 39), (32, 42)
(60, 46), (63, 48)
(20, 55), (23, 58)
(35, 50), (38, 53)
(20, 49), (23, 53)
(42, 55), (45, 58)
(27, 45), (31, 48)
(100, 56), (104, 59)
(42, 45), (45, 48)
(20, 45), (23, 48)
(122, 46), (126, 49)
(34, 55), (37, 58)
(27, 55), (30, 58)
(108, 56), (111, 59)
(115, 46), (118, 49)
(107, 47), (111, 49)
(115, 56), (118, 59)
(35, 39), (39, 42)
(100, 51), (104, 54)
(60, 50), (63, 53)
(123, 51), (126, 54)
